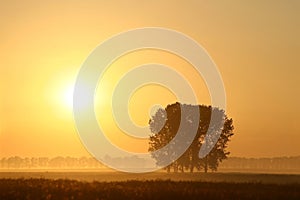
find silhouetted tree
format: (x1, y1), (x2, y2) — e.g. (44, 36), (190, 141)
(149, 102), (234, 173)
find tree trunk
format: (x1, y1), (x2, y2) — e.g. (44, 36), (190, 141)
(180, 165), (184, 173)
(190, 165), (194, 173)
(173, 163), (178, 173)
(166, 166), (170, 173)
(204, 156), (208, 173)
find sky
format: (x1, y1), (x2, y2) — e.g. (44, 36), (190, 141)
(0, 0), (299, 158)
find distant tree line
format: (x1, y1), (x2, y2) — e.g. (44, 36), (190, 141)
(103, 155), (147, 169)
(219, 156), (300, 172)
(1, 156), (300, 171)
(0, 156), (104, 169)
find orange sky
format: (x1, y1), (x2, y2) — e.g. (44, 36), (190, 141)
(0, 0), (299, 158)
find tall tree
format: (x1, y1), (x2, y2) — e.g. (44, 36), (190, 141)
(148, 102), (234, 173)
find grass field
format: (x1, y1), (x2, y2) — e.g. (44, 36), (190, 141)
(1, 172), (300, 199)
(1, 171), (300, 184)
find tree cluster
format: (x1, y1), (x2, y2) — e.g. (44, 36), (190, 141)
(149, 102), (234, 173)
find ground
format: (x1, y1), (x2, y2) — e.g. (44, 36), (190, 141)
(1, 172), (300, 200)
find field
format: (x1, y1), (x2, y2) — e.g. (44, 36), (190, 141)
(1, 172), (300, 200)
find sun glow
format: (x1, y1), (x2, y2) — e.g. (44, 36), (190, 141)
(48, 82), (75, 116)
(46, 69), (78, 117)
(63, 84), (74, 110)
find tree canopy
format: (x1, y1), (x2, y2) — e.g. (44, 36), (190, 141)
(149, 102), (234, 173)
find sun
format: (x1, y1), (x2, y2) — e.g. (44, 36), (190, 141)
(63, 84), (74, 110)
(46, 69), (78, 116)
(51, 82), (75, 115)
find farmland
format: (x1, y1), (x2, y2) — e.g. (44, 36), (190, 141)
(0, 172), (300, 199)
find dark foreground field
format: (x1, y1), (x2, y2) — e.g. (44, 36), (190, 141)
(0, 178), (300, 200)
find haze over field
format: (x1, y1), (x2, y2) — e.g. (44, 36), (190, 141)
(0, 0), (299, 160)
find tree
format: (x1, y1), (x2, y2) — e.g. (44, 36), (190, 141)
(148, 102), (234, 173)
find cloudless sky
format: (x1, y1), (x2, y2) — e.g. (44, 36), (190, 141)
(0, 0), (299, 158)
